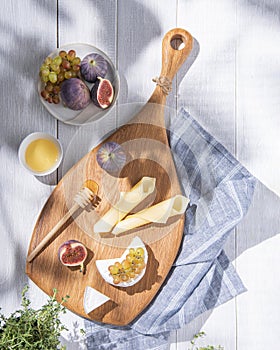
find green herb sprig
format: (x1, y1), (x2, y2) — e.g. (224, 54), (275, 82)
(0, 286), (69, 350)
(189, 331), (224, 350)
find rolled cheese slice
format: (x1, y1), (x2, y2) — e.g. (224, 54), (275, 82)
(112, 194), (189, 235)
(94, 177), (156, 233)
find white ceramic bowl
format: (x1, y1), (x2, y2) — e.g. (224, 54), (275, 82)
(38, 43), (120, 125)
(18, 132), (63, 176)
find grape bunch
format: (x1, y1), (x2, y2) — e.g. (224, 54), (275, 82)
(108, 247), (146, 285)
(39, 49), (81, 104)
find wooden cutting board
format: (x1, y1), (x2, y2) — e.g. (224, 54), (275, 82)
(26, 28), (193, 326)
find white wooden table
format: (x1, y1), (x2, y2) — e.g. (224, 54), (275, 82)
(1, 1), (280, 349)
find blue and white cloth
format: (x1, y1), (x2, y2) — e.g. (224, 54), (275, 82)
(84, 108), (256, 349)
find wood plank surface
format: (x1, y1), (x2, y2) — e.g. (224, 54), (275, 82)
(235, 1), (280, 349)
(57, 0), (118, 180)
(0, 0), (57, 316)
(175, 1), (238, 348)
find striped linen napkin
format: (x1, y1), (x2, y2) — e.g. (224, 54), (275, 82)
(84, 108), (256, 349)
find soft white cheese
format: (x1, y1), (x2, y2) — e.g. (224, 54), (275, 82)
(83, 286), (110, 314)
(95, 236), (148, 288)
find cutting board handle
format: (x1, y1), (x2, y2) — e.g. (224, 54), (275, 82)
(149, 28), (193, 104)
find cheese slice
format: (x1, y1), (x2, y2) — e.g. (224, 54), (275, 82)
(94, 177), (156, 233)
(83, 286), (110, 314)
(112, 194), (189, 235)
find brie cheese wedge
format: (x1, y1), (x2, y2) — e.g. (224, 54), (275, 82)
(95, 236), (148, 287)
(83, 286), (110, 314)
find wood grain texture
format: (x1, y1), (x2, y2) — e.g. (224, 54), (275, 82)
(26, 115), (185, 326)
(26, 28), (192, 326)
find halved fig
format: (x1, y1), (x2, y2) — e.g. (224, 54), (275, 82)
(58, 240), (87, 273)
(91, 77), (114, 109)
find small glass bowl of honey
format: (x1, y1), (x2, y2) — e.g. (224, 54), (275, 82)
(18, 132), (63, 176)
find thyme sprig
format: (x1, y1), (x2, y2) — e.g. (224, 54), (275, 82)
(0, 286), (69, 350)
(189, 331), (224, 350)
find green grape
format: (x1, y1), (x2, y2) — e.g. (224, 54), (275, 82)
(41, 90), (49, 99)
(126, 254), (133, 262)
(42, 75), (49, 83)
(134, 267), (142, 274)
(53, 85), (60, 94)
(108, 265), (119, 275)
(50, 63), (60, 73)
(115, 262), (122, 269)
(49, 72), (57, 83)
(53, 55), (62, 65)
(44, 56), (52, 65)
(67, 49), (76, 61)
(72, 57), (81, 65)
(122, 260), (131, 270)
(128, 271), (135, 278)
(136, 248), (144, 257)
(129, 248), (135, 256)
(71, 71), (77, 78)
(59, 50), (67, 58)
(45, 82), (54, 92)
(121, 274), (129, 282)
(41, 68), (50, 78)
(113, 276), (121, 284)
(109, 247), (145, 284)
(57, 73), (64, 82)
(135, 256), (144, 264)
(72, 64), (80, 72)
(40, 64), (49, 71)
(137, 262), (146, 270)
(62, 59), (71, 70)
(52, 95), (60, 104)
(64, 71), (72, 79)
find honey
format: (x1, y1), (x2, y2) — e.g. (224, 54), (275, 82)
(25, 138), (59, 172)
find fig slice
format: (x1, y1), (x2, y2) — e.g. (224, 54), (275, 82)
(58, 240), (87, 273)
(91, 77), (114, 109)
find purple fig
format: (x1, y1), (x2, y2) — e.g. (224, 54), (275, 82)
(60, 78), (90, 110)
(96, 142), (126, 174)
(80, 53), (108, 83)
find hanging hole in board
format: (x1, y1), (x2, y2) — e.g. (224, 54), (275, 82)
(170, 34), (186, 50)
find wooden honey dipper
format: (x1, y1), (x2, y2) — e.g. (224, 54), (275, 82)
(27, 180), (100, 263)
